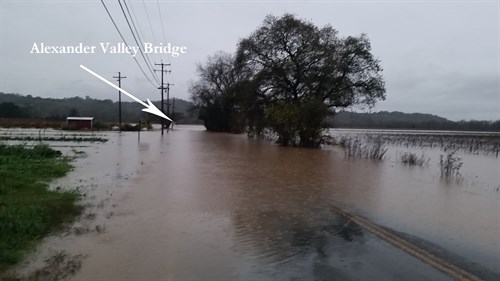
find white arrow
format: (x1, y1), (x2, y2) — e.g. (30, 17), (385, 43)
(80, 65), (172, 122)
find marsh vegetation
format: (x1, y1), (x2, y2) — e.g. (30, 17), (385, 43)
(439, 152), (464, 178)
(329, 129), (497, 182)
(337, 135), (388, 159)
(399, 152), (429, 166)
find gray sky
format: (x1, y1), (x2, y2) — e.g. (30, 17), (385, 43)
(0, 0), (498, 121)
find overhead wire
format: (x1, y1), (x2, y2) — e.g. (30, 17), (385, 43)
(123, 0), (162, 79)
(125, 0), (148, 51)
(156, 0), (171, 65)
(125, 1), (162, 67)
(117, 0), (160, 85)
(99, 0), (157, 88)
(142, 0), (160, 50)
(156, 0), (167, 46)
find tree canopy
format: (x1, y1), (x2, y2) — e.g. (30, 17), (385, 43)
(190, 52), (253, 132)
(191, 14), (386, 147)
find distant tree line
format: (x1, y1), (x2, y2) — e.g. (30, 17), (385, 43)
(0, 93), (199, 124)
(191, 14), (386, 147)
(2, 93), (498, 132)
(331, 111), (500, 132)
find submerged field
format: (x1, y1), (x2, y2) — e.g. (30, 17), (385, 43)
(0, 128), (108, 143)
(0, 144), (81, 273)
(1, 126), (499, 280)
(329, 128), (500, 157)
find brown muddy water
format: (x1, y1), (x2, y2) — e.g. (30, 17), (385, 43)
(2, 126), (499, 280)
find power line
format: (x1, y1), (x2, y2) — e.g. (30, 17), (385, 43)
(156, 0), (167, 45)
(156, 0), (171, 64)
(118, 0), (160, 85)
(125, 1), (148, 51)
(142, 0), (159, 48)
(123, 0), (157, 70)
(100, 0), (157, 88)
(126, 0), (161, 63)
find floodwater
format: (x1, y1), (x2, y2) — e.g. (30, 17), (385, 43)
(3, 126), (499, 280)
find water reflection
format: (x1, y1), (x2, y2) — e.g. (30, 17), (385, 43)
(232, 207), (365, 263)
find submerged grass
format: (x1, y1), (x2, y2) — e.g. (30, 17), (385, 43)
(0, 144), (82, 273)
(439, 151), (463, 178)
(399, 152), (429, 166)
(338, 135), (388, 160)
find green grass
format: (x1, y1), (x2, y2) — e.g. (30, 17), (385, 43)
(0, 144), (82, 273)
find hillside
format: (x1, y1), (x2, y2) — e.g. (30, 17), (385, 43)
(1, 92), (498, 131)
(330, 111), (500, 131)
(0, 92), (198, 124)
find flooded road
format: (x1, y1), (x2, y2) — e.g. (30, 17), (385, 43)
(4, 126), (499, 280)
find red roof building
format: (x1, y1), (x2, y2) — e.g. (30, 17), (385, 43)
(66, 117), (94, 130)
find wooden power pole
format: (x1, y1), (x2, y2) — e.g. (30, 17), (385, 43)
(154, 62), (170, 135)
(165, 83), (174, 129)
(113, 72), (126, 132)
(171, 97), (176, 129)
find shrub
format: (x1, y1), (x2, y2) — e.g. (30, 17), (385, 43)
(439, 151), (463, 178)
(400, 152), (428, 166)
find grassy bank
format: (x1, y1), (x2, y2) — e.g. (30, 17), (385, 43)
(0, 144), (81, 273)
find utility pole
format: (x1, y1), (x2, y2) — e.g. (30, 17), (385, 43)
(113, 72), (126, 132)
(171, 97), (176, 129)
(165, 83), (174, 129)
(154, 62), (170, 135)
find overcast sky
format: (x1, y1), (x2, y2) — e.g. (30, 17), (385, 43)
(0, 0), (498, 121)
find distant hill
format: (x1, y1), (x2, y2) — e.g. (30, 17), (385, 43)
(0, 92), (200, 124)
(330, 111), (500, 131)
(1, 92), (499, 131)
